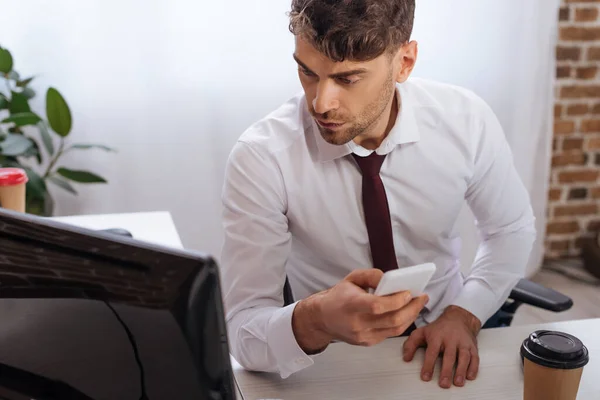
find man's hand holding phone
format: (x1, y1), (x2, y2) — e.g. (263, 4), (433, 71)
(292, 269), (430, 354)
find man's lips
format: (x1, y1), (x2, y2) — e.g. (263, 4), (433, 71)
(317, 119), (345, 129)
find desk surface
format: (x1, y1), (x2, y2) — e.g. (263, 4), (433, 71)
(51, 210), (185, 249)
(234, 318), (599, 400)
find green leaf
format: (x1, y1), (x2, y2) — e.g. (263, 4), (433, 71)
(48, 175), (77, 194)
(0, 93), (8, 110)
(0, 133), (34, 156)
(1, 112), (42, 126)
(23, 167), (47, 200)
(9, 91), (31, 113)
(0, 48), (13, 73)
(37, 121), (54, 155)
(16, 76), (34, 87)
(69, 143), (116, 152)
(57, 167), (107, 183)
(7, 71), (19, 81)
(46, 87), (71, 137)
(22, 137), (42, 164)
(21, 87), (35, 99)
(0, 157), (18, 169)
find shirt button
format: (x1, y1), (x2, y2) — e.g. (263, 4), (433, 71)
(295, 357), (306, 364)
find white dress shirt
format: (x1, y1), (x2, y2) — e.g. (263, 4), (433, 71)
(220, 77), (536, 379)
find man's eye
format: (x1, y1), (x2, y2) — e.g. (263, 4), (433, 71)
(301, 69), (316, 77)
(337, 77), (359, 85)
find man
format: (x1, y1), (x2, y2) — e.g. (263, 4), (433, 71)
(220, 0), (536, 389)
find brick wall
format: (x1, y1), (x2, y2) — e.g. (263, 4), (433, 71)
(547, 0), (600, 258)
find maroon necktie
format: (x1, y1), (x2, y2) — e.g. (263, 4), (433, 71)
(353, 152), (399, 272)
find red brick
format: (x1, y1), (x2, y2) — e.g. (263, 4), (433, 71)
(557, 46), (582, 61)
(581, 119), (600, 133)
(549, 188), (563, 201)
(554, 120), (576, 135)
(554, 203), (598, 217)
(587, 219), (600, 232)
(592, 187), (600, 199)
(568, 187), (588, 199)
(555, 105), (563, 118)
(593, 103), (600, 114)
(560, 26), (600, 41)
(575, 7), (599, 21)
(576, 66), (598, 79)
(549, 240), (571, 252)
(547, 221), (580, 235)
(560, 7), (571, 21)
(587, 137), (600, 149)
(589, 47), (600, 61)
(567, 104), (590, 115)
(557, 66), (572, 79)
(558, 169), (599, 183)
(552, 152), (587, 166)
(561, 85), (600, 99)
(563, 138), (584, 150)
(566, 0), (600, 3)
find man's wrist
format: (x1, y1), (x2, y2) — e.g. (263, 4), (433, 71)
(442, 305), (482, 335)
(292, 294), (332, 354)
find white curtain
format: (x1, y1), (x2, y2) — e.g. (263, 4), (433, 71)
(0, 0), (559, 276)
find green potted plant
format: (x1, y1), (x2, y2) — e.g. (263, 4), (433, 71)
(0, 44), (115, 216)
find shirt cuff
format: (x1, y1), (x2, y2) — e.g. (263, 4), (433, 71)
(267, 301), (316, 379)
(449, 279), (498, 326)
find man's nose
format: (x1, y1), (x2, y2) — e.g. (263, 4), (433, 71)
(313, 81), (340, 115)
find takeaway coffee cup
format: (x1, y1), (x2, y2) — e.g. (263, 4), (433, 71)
(520, 330), (589, 400)
(0, 168), (28, 213)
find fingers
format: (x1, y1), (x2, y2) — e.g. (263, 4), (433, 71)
(421, 339), (441, 382)
(439, 344), (457, 389)
(363, 291), (411, 316)
(345, 269), (383, 290)
(370, 295), (427, 328)
(454, 347), (471, 387)
(372, 324), (413, 340)
(467, 348), (480, 380)
(402, 328), (426, 362)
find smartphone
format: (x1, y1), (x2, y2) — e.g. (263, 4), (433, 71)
(373, 262), (437, 297)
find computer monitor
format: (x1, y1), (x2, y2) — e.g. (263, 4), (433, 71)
(0, 207), (236, 400)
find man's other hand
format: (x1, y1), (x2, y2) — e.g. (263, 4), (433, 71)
(402, 305), (482, 389)
(292, 269), (429, 354)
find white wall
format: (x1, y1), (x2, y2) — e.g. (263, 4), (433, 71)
(0, 0), (558, 276)
(0, 0), (299, 256)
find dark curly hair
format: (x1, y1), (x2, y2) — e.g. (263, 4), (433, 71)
(289, 0), (416, 62)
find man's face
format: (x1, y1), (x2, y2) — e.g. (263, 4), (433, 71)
(293, 37), (415, 147)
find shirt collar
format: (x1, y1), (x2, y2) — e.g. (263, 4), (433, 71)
(311, 82), (421, 162)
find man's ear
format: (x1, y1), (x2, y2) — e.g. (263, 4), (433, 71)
(395, 40), (418, 83)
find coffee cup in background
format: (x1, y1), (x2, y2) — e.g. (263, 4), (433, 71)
(0, 168), (29, 213)
(521, 330), (589, 400)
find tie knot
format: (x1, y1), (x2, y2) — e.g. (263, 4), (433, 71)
(352, 152), (386, 176)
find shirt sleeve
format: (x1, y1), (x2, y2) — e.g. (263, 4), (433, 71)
(450, 98), (537, 325)
(220, 140), (316, 379)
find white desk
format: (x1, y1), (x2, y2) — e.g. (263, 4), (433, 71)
(234, 318), (599, 400)
(50, 210), (185, 249)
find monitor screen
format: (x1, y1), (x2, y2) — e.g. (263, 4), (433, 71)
(0, 207), (236, 400)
